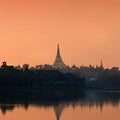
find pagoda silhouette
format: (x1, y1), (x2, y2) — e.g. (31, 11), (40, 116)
(53, 44), (66, 69)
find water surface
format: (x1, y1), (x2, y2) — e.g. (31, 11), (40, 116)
(0, 90), (120, 120)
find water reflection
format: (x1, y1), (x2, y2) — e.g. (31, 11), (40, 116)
(0, 89), (120, 120)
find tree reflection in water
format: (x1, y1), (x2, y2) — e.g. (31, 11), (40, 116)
(0, 89), (120, 120)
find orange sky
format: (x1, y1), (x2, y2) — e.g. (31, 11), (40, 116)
(0, 0), (120, 68)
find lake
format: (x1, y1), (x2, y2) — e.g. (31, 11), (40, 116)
(0, 90), (120, 120)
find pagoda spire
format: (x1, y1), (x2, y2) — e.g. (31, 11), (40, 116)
(57, 44), (60, 57)
(100, 59), (104, 69)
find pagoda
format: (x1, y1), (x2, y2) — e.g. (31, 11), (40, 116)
(53, 44), (66, 69)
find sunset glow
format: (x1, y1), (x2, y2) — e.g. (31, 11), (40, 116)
(0, 0), (120, 67)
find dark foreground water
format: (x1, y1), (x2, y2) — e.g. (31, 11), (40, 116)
(0, 89), (120, 120)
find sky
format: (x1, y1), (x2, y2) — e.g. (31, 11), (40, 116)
(0, 0), (120, 68)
